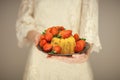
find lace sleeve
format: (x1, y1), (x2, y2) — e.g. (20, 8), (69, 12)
(80, 0), (102, 53)
(16, 0), (36, 47)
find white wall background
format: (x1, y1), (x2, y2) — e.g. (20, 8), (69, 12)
(0, 0), (120, 80)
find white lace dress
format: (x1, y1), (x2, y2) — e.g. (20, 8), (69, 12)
(16, 0), (102, 80)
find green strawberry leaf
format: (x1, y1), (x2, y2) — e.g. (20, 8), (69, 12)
(80, 38), (86, 41)
(49, 50), (56, 54)
(54, 34), (61, 38)
(42, 30), (46, 34)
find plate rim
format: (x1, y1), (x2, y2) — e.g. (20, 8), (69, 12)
(37, 42), (90, 56)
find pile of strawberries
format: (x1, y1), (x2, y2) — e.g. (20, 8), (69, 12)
(38, 26), (86, 54)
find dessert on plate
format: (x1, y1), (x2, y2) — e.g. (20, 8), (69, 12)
(38, 26), (90, 55)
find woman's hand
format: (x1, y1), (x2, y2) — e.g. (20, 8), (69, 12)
(34, 33), (41, 46)
(47, 43), (93, 64)
(26, 30), (41, 45)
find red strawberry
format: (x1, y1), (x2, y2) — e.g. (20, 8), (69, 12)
(59, 30), (72, 38)
(53, 46), (62, 54)
(51, 27), (59, 36)
(74, 40), (86, 52)
(46, 27), (52, 33)
(57, 26), (65, 31)
(40, 34), (45, 41)
(39, 39), (47, 47)
(73, 33), (80, 41)
(45, 32), (53, 42)
(43, 43), (52, 52)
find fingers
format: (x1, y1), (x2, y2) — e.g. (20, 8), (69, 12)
(47, 55), (53, 57)
(86, 43), (94, 55)
(47, 55), (66, 59)
(35, 39), (39, 46)
(47, 54), (88, 64)
(72, 54), (88, 63)
(72, 54), (85, 58)
(34, 34), (41, 46)
(47, 55), (71, 63)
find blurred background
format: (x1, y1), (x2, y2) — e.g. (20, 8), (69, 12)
(0, 0), (120, 80)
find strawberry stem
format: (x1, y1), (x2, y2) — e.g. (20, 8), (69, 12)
(49, 51), (55, 54)
(80, 38), (86, 41)
(42, 30), (46, 34)
(54, 34), (61, 38)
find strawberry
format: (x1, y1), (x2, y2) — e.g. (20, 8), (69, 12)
(51, 27), (59, 36)
(40, 34), (45, 41)
(52, 46), (62, 54)
(39, 39), (47, 47)
(57, 26), (65, 31)
(73, 33), (80, 41)
(46, 27), (52, 33)
(43, 43), (52, 52)
(74, 40), (86, 52)
(59, 30), (72, 38)
(45, 32), (53, 42)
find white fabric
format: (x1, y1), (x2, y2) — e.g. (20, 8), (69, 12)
(16, 0), (101, 80)
(79, 0), (101, 53)
(24, 46), (93, 80)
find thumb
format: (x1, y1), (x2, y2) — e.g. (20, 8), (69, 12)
(34, 34), (41, 46)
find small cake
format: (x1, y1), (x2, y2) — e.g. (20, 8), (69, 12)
(51, 36), (76, 54)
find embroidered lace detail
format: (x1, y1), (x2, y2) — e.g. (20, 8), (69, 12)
(16, 0), (36, 47)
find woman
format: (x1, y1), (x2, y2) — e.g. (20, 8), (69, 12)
(16, 0), (102, 80)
